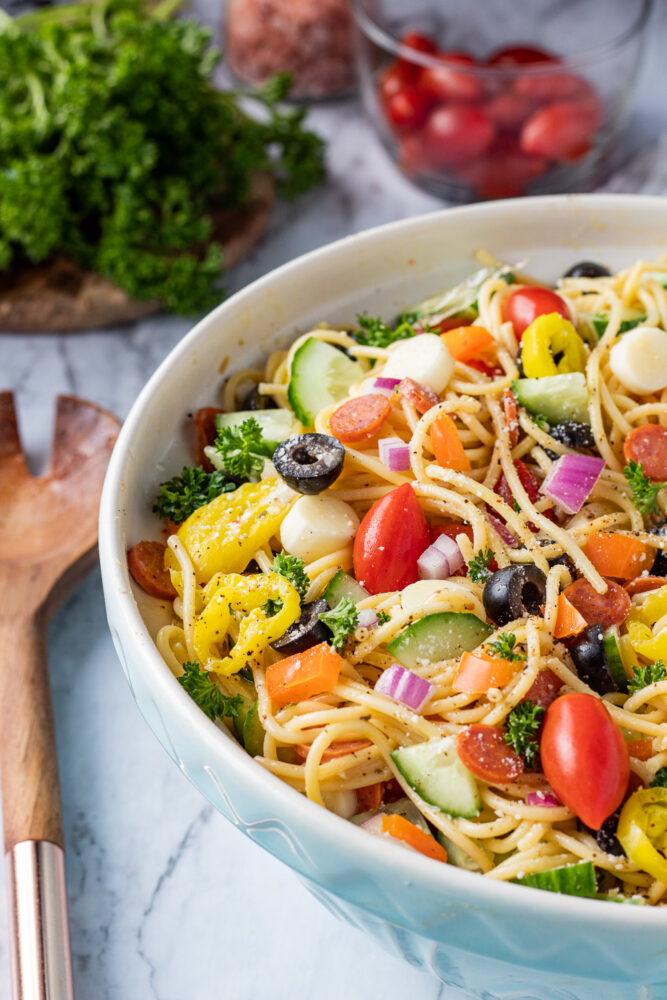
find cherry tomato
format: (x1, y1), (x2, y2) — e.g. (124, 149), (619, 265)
(540, 692), (630, 829)
(514, 71), (593, 102)
(423, 105), (495, 167)
(457, 144), (546, 199)
(385, 86), (433, 133)
(399, 31), (438, 56)
(524, 668), (564, 709)
(457, 725), (525, 782)
(484, 92), (536, 132)
(520, 100), (599, 162)
(623, 424), (667, 481)
(353, 483), (430, 594)
(418, 52), (481, 103)
(379, 63), (418, 102)
(487, 45), (556, 67)
(466, 357), (505, 378)
(495, 458), (541, 505)
(398, 134), (433, 176)
(562, 577), (631, 629)
(502, 286), (569, 339)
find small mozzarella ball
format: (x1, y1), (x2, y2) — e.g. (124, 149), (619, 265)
(380, 334), (454, 393)
(322, 788), (359, 818)
(609, 326), (667, 394)
(280, 495), (359, 563)
(401, 580), (450, 611)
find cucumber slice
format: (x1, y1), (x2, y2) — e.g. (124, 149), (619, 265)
(324, 569), (369, 606)
(513, 373), (589, 425)
(436, 831), (481, 872)
(288, 338), (364, 426)
(241, 700), (264, 757)
(391, 736), (481, 818)
(350, 797), (430, 833)
(388, 611), (492, 670)
(603, 626), (629, 693)
(515, 860), (597, 897)
(215, 409), (298, 456)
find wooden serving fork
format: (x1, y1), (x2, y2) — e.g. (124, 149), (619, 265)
(0, 392), (119, 1000)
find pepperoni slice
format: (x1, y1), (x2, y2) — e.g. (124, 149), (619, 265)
(524, 668), (564, 709)
(356, 781), (384, 813)
(624, 575), (667, 596)
(330, 394), (392, 443)
(293, 738), (372, 762)
(127, 540), (176, 599)
(457, 725), (525, 783)
(623, 425), (667, 481)
(562, 577), (631, 629)
(397, 377), (441, 414)
(195, 406), (225, 470)
(503, 388), (519, 448)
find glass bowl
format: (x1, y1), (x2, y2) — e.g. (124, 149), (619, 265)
(353, 0), (653, 200)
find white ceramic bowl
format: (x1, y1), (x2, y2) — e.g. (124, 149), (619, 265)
(100, 194), (667, 1000)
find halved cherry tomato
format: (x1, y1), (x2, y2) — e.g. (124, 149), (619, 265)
(385, 86), (433, 133)
(520, 100), (600, 162)
(457, 725), (524, 782)
(627, 738), (654, 761)
(503, 387), (519, 448)
(562, 577), (631, 629)
(431, 413), (471, 471)
(440, 324), (494, 362)
(625, 576), (667, 597)
(487, 45), (556, 67)
(553, 593), (588, 639)
(381, 813), (449, 863)
(195, 406), (225, 471)
(397, 377), (441, 414)
(128, 540), (177, 599)
(502, 286), (569, 339)
(266, 642), (344, 708)
(524, 668), (564, 709)
(623, 425), (667, 481)
(466, 358), (505, 378)
(419, 52), (481, 103)
(353, 483), (430, 594)
(356, 781), (384, 813)
(294, 738), (372, 762)
(330, 394), (392, 443)
(452, 650), (520, 693)
(541, 692), (630, 829)
(581, 531), (652, 581)
(423, 105), (495, 167)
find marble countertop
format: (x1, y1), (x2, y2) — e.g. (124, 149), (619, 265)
(1, 2), (667, 997)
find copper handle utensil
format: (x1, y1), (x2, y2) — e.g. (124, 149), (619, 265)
(0, 393), (120, 999)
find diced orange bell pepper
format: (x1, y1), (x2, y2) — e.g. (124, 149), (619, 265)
(440, 325), (494, 363)
(431, 413), (471, 472)
(581, 532), (652, 581)
(452, 650), (519, 693)
(627, 738), (654, 761)
(266, 642), (343, 707)
(553, 593), (588, 640)
(381, 814), (448, 863)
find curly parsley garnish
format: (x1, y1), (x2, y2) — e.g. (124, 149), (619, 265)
(376, 610), (391, 626)
(628, 660), (667, 695)
(178, 661), (243, 721)
(353, 315), (416, 349)
(319, 597), (358, 652)
(264, 552), (310, 615)
(467, 547), (495, 584)
(504, 700), (545, 768)
(214, 417), (266, 481)
(486, 633), (526, 662)
(153, 465), (235, 523)
(624, 460), (666, 516)
(651, 767), (667, 788)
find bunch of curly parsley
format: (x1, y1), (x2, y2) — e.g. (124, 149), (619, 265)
(0, 0), (324, 313)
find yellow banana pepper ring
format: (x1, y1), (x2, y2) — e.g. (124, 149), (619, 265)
(626, 586), (667, 661)
(618, 787), (667, 882)
(521, 313), (587, 378)
(192, 572), (301, 676)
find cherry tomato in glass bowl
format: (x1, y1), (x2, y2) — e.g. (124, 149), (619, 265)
(521, 99), (602, 162)
(484, 92), (536, 133)
(379, 62), (418, 102)
(514, 70), (593, 102)
(353, 483), (429, 594)
(502, 285), (569, 339)
(486, 45), (557, 68)
(418, 52), (482, 104)
(399, 31), (438, 57)
(457, 141), (547, 199)
(385, 86), (433, 133)
(423, 105), (495, 167)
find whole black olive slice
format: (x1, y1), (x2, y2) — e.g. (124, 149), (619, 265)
(273, 433), (345, 495)
(650, 520), (667, 576)
(594, 809), (625, 857)
(548, 422), (596, 449)
(242, 385), (278, 410)
(482, 564), (547, 627)
(563, 261), (611, 279)
(271, 598), (332, 656)
(570, 624), (617, 695)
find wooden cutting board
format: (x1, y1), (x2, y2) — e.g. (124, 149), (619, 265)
(0, 173), (275, 333)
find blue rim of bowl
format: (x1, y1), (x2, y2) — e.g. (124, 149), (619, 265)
(352, 0), (654, 78)
(100, 193), (667, 931)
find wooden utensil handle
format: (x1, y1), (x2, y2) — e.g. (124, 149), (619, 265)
(0, 616), (64, 852)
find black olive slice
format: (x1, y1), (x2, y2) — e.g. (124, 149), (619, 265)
(570, 624), (617, 695)
(548, 422), (596, 449)
(563, 261), (611, 279)
(273, 433), (345, 495)
(650, 520), (667, 576)
(242, 385), (278, 410)
(271, 598), (332, 656)
(482, 564), (547, 627)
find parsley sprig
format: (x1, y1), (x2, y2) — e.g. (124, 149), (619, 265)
(651, 767), (667, 788)
(214, 417), (266, 481)
(353, 315), (417, 349)
(376, 610), (391, 626)
(467, 547), (495, 584)
(264, 552), (310, 616)
(628, 660), (667, 695)
(486, 633), (526, 662)
(153, 465), (235, 523)
(624, 460), (666, 516)
(504, 700), (545, 768)
(319, 597), (358, 652)
(178, 661), (243, 721)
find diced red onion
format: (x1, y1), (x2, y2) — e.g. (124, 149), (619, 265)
(359, 813), (386, 835)
(374, 377), (401, 390)
(487, 514), (519, 548)
(540, 454), (605, 515)
(378, 436), (411, 472)
(374, 663), (435, 711)
(525, 791), (562, 808)
(417, 544), (451, 580)
(357, 608), (378, 628)
(431, 532), (465, 574)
